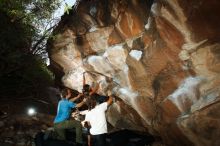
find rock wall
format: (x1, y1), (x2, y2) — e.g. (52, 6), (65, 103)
(47, 0), (220, 146)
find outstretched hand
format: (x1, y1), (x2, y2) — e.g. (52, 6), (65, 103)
(83, 98), (87, 103)
(107, 90), (113, 96)
(72, 112), (78, 117)
(78, 93), (83, 97)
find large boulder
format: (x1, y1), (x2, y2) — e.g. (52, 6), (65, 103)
(47, 0), (220, 146)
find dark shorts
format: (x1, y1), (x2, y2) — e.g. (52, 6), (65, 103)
(91, 133), (107, 146)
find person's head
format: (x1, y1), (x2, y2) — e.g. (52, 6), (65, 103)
(90, 93), (101, 104)
(82, 84), (90, 96)
(87, 97), (97, 111)
(61, 88), (71, 99)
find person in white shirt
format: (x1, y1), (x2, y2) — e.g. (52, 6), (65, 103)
(84, 94), (113, 146)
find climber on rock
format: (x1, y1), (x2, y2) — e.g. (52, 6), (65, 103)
(82, 71), (111, 111)
(82, 72), (100, 97)
(53, 88), (86, 146)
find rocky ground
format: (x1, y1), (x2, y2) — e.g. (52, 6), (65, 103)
(0, 111), (53, 146)
(0, 112), (166, 146)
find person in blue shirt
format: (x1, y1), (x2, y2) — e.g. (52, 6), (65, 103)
(54, 88), (85, 146)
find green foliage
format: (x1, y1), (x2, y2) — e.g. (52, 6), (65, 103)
(0, 0), (61, 54)
(0, 55), (54, 98)
(0, 0), (61, 99)
(64, 3), (72, 15)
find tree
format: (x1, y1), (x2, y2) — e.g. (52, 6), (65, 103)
(0, 0), (61, 101)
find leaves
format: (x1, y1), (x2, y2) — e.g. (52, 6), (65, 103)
(0, 0), (60, 99)
(64, 3), (72, 15)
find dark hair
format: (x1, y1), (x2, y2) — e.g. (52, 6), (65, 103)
(87, 97), (96, 111)
(91, 93), (108, 104)
(82, 84), (90, 95)
(61, 88), (69, 98)
(90, 93), (99, 101)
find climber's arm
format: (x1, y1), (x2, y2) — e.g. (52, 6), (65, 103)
(69, 93), (83, 102)
(90, 82), (100, 95)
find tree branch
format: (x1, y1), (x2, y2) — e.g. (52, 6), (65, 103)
(31, 24), (56, 54)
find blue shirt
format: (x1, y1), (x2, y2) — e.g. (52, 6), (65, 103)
(54, 99), (76, 123)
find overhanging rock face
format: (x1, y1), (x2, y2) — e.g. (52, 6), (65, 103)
(47, 0), (220, 145)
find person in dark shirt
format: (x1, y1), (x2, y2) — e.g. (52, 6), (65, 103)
(82, 72), (99, 96)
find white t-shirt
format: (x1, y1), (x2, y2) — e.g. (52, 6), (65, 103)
(85, 102), (108, 135)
